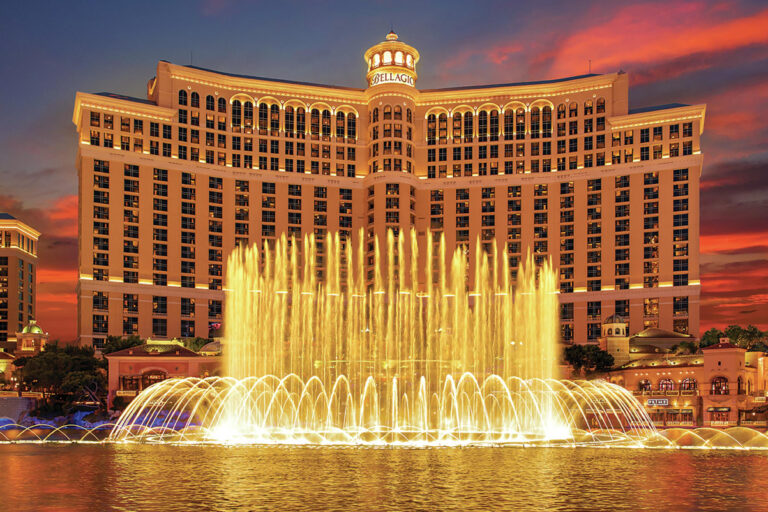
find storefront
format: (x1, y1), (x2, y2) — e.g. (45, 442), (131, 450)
(707, 406), (731, 426)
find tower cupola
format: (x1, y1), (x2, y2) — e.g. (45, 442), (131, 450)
(364, 32), (420, 89)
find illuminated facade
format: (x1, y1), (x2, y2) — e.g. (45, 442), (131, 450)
(0, 214), (39, 351)
(72, 32), (704, 349)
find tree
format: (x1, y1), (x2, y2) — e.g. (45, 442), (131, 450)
(724, 324), (763, 351)
(564, 345), (615, 376)
(182, 337), (213, 352)
(101, 335), (143, 355)
(700, 328), (723, 348)
(21, 342), (106, 407)
(671, 341), (698, 355)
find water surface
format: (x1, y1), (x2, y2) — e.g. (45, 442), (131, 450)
(3, 445), (767, 511)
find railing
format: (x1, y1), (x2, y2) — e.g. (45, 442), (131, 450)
(665, 390), (679, 396)
(708, 420), (736, 427)
(680, 390), (697, 396)
(740, 420), (767, 427)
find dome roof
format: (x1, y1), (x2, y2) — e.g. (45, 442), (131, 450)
(603, 314), (626, 325)
(631, 327), (692, 339)
(198, 341), (222, 355)
(21, 320), (44, 334)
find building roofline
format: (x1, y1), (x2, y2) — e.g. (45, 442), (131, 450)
(611, 103), (706, 134)
(72, 91), (174, 128)
(0, 215), (41, 239)
(419, 73), (605, 93)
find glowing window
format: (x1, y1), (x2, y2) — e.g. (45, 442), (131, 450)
(406, 54), (413, 67)
(395, 51), (404, 65)
(383, 51), (392, 65)
(373, 54), (381, 67)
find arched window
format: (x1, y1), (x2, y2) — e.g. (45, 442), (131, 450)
(438, 113), (447, 143)
(406, 108), (412, 123)
(406, 54), (413, 68)
(596, 98), (606, 114)
(218, 97), (227, 113)
(270, 104), (279, 133)
(383, 105), (392, 120)
(568, 102), (577, 118)
(557, 103), (566, 120)
(284, 106), (294, 135)
(504, 110), (514, 140)
(711, 376), (729, 395)
(542, 106), (552, 137)
(321, 110), (331, 138)
(426, 114), (436, 145)
(259, 103), (269, 131)
(190, 92), (200, 108)
(394, 106), (402, 120)
(383, 51), (392, 65)
(530, 107), (540, 139)
(638, 379), (651, 391)
(206, 95), (215, 111)
(584, 100), (593, 116)
(244, 102), (254, 128)
(463, 112), (473, 142)
(681, 378), (697, 390)
(346, 113), (356, 139)
(606, 328), (613, 336)
(478, 111), (488, 142)
(373, 54), (381, 67)
(231, 100), (242, 126)
(737, 376), (744, 395)
(310, 109), (320, 136)
(395, 51), (404, 65)
(296, 107), (306, 137)
(659, 379), (675, 391)
(372, 108), (379, 123)
(489, 110), (499, 141)
(336, 112), (345, 138)
(178, 90), (188, 106)
(452, 113), (462, 143)
(515, 108), (525, 140)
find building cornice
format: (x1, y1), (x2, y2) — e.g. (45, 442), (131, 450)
(163, 62), (368, 105)
(415, 73), (622, 106)
(0, 219), (41, 240)
(72, 92), (175, 130)
(610, 104), (706, 134)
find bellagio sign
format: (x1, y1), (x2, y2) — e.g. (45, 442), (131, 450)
(369, 71), (415, 87)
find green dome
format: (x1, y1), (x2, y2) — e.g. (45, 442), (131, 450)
(22, 321), (44, 334)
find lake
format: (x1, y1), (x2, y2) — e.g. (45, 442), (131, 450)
(3, 444), (767, 511)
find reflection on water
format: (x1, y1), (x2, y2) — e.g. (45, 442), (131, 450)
(3, 445), (768, 511)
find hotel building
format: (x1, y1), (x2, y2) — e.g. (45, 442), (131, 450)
(72, 32), (704, 349)
(0, 213), (40, 351)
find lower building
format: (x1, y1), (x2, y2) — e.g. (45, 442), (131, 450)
(599, 320), (768, 428)
(105, 338), (220, 408)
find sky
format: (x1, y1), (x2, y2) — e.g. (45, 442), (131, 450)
(0, 0), (767, 341)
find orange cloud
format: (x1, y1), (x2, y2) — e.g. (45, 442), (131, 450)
(701, 231), (768, 253)
(548, 4), (768, 77)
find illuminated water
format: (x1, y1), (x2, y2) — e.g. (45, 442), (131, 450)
(3, 445), (768, 511)
(111, 231), (659, 444)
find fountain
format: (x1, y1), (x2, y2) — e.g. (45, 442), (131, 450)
(109, 229), (664, 446)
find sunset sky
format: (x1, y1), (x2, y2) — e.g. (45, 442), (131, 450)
(1, 0), (766, 341)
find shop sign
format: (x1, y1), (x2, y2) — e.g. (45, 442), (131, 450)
(116, 390), (137, 397)
(707, 407), (730, 412)
(370, 71), (415, 87)
(647, 398), (669, 406)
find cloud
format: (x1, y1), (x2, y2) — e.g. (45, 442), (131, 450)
(546, 3), (768, 78)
